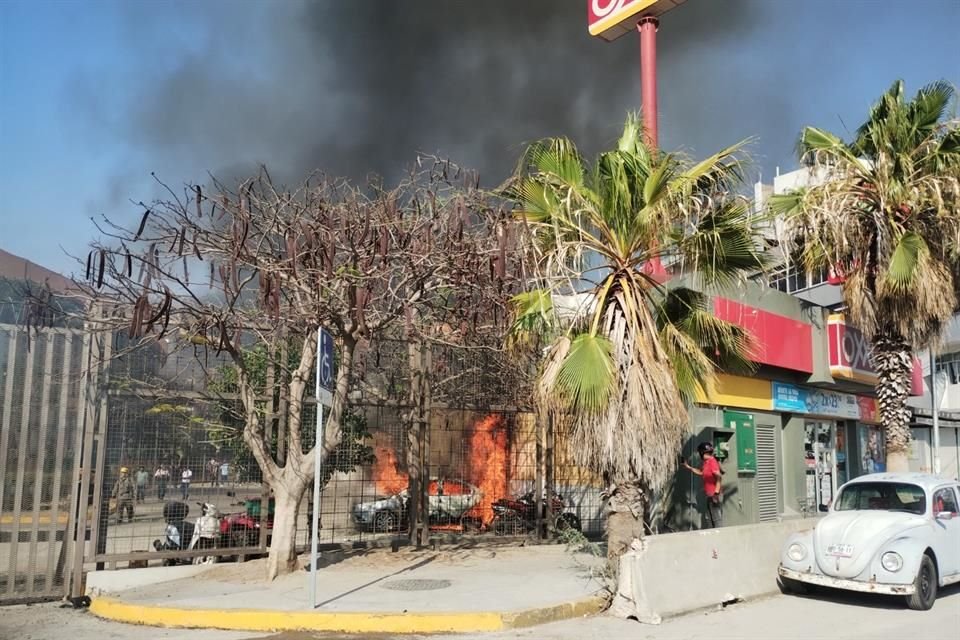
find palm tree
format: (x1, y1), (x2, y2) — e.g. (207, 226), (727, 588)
(509, 115), (767, 561)
(772, 80), (960, 472)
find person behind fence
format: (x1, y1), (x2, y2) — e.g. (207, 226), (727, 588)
(208, 457), (219, 486)
(180, 465), (193, 500)
(219, 460), (229, 487)
(682, 442), (723, 528)
(111, 467), (135, 523)
(154, 463), (169, 500)
(135, 466), (149, 503)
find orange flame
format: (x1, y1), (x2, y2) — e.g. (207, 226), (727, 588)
(464, 414), (508, 525)
(372, 446), (408, 496)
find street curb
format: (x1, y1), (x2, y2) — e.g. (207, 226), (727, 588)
(89, 594), (607, 634)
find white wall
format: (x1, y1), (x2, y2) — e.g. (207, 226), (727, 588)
(910, 351), (960, 413)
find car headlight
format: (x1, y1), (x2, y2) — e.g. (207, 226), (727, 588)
(787, 543), (807, 562)
(881, 552), (903, 572)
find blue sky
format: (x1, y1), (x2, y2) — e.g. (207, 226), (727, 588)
(1, 0), (958, 277)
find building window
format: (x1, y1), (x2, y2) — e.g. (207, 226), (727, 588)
(768, 266), (789, 292)
(809, 265), (828, 288)
(935, 351), (960, 384)
(764, 259), (830, 294)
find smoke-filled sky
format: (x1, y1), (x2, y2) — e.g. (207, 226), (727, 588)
(1, 0), (958, 275)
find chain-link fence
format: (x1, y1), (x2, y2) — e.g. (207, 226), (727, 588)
(83, 333), (607, 569)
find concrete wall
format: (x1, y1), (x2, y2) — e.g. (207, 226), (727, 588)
(612, 517), (819, 623)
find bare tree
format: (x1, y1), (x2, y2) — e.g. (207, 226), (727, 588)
(66, 161), (518, 579)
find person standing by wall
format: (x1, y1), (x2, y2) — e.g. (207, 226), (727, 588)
(180, 466), (193, 500)
(682, 442), (723, 528)
(135, 466), (149, 503)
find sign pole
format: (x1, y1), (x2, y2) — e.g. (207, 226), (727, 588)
(931, 351), (941, 475)
(309, 328), (333, 609)
(309, 330), (322, 609)
(637, 16), (658, 148)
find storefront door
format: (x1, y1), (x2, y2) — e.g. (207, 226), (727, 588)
(836, 423), (849, 486)
(805, 421), (837, 512)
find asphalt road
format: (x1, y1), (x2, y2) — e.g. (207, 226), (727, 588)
(2, 586), (958, 640)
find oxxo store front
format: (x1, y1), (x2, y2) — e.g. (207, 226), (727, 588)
(668, 294), (923, 530)
(681, 375), (883, 530)
(671, 298), (896, 530)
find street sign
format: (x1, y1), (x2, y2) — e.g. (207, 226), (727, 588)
(587, 0), (688, 42)
(316, 328), (334, 406)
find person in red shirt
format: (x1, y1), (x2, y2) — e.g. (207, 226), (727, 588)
(683, 442), (723, 528)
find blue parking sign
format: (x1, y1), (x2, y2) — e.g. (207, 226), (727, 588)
(319, 329), (334, 391)
(315, 328), (335, 405)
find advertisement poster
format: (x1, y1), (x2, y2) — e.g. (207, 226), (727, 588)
(773, 382), (861, 420)
(772, 382), (807, 413)
(859, 425), (886, 474)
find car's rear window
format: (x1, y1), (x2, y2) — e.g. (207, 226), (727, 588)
(835, 482), (926, 515)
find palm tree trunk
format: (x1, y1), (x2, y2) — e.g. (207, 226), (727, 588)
(606, 478), (645, 571)
(872, 335), (913, 473)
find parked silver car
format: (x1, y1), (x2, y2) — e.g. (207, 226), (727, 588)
(778, 473), (960, 610)
(352, 478), (482, 532)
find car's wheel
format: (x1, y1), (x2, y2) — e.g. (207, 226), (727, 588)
(373, 511), (397, 533)
(777, 576), (810, 595)
(906, 555), (938, 611)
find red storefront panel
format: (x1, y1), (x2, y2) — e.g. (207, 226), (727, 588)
(714, 298), (813, 373)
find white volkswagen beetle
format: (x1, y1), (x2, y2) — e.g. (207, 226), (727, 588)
(778, 473), (960, 610)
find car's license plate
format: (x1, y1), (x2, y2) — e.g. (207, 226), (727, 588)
(827, 544), (854, 557)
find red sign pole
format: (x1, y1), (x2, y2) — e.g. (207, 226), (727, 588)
(637, 16), (659, 148)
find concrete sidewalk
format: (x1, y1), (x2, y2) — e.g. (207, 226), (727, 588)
(86, 542), (608, 634)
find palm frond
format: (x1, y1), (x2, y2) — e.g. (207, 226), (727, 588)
(672, 140), (751, 201)
(884, 232), (926, 294)
(553, 332), (616, 414)
(658, 322), (714, 405)
(654, 287), (756, 402)
(506, 289), (557, 351)
(800, 127), (861, 167)
(525, 137), (585, 189)
(673, 200), (768, 288)
(907, 80), (954, 134)
(768, 190), (805, 217)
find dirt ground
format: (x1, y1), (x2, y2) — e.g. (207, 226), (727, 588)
(196, 539), (536, 584)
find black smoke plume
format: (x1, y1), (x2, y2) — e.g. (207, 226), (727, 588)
(123, 0), (767, 189)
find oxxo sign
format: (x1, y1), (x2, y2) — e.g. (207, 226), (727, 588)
(827, 314), (876, 384)
(588, 0), (683, 41)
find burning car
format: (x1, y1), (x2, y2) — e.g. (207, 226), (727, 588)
(778, 473), (960, 610)
(352, 478), (482, 532)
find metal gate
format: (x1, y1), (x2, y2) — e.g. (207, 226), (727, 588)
(0, 324), (91, 603)
(755, 424), (779, 522)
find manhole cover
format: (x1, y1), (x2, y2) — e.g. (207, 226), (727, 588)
(381, 578), (452, 591)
